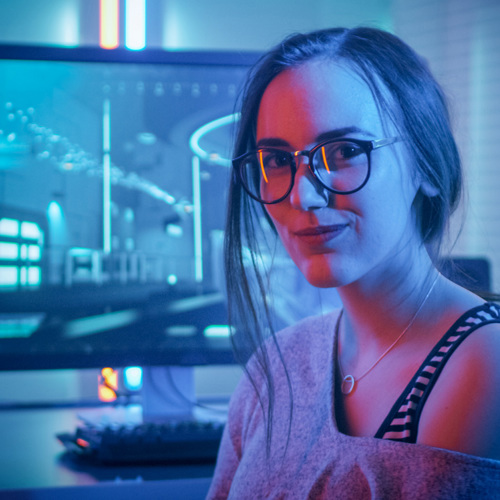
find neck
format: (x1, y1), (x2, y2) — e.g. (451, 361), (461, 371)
(337, 256), (440, 362)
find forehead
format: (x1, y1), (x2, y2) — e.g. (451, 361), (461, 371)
(256, 59), (388, 146)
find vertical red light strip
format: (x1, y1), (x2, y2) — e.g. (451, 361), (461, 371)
(100, 0), (119, 49)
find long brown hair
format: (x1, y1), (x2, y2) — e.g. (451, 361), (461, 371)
(225, 26), (463, 454)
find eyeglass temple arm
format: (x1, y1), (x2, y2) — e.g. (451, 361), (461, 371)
(372, 136), (400, 149)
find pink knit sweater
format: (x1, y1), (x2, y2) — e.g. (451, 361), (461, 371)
(207, 310), (500, 499)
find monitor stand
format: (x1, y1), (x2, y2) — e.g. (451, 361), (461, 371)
(141, 366), (196, 422)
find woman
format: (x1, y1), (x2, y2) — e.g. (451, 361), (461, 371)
(208, 27), (500, 498)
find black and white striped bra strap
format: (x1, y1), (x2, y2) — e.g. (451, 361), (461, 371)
(375, 302), (500, 442)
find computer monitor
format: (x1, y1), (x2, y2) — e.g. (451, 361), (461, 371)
(0, 43), (261, 371)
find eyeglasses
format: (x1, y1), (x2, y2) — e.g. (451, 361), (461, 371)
(233, 136), (400, 204)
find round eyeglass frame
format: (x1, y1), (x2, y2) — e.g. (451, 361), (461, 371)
(233, 136), (400, 204)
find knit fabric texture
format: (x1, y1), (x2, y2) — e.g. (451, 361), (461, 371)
(207, 309), (500, 499)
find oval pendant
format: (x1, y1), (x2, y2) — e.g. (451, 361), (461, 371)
(341, 375), (355, 395)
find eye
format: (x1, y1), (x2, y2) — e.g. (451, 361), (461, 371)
(275, 151), (291, 167)
(336, 143), (364, 159)
(318, 141), (366, 168)
(262, 150), (291, 169)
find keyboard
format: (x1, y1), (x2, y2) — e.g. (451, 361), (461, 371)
(57, 419), (225, 464)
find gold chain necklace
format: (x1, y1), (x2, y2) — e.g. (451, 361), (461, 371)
(336, 277), (439, 396)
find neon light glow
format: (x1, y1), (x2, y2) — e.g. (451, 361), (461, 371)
(126, 0), (146, 50)
(103, 99), (112, 254)
(100, 0), (119, 49)
(0, 218), (19, 237)
(20, 222), (42, 240)
(321, 147), (331, 173)
(19, 266), (40, 286)
(192, 156), (203, 282)
(59, 4), (79, 47)
(27, 267), (41, 286)
(0, 266), (17, 286)
(0, 242), (19, 260)
(48, 201), (64, 221)
(259, 151), (268, 183)
(0, 313), (45, 339)
(76, 438), (90, 448)
(124, 207), (134, 222)
(19, 267), (27, 285)
(67, 247), (94, 256)
(64, 309), (139, 338)
(189, 113), (239, 167)
(124, 366), (143, 390)
(166, 224), (183, 237)
(47, 201), (66, 248)
(165, 293), (223, 314)
(204, 325), (232, 338)
(99, 367), (118, 402)
(165, 325), (197, 337)
(28, 245), (41, 261)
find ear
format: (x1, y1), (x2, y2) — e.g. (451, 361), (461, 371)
(419, 180), (439, 197)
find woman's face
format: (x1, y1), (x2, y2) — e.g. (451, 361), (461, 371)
(257, 60), (423, 289)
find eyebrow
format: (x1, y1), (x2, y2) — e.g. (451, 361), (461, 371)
(256, 126), (372, 149)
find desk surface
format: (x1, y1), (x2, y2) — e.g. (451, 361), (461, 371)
(3, 478), (212, 500)
(0, 405), (215, 495)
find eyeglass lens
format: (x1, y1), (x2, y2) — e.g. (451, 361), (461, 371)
(239, 140), (369, 203)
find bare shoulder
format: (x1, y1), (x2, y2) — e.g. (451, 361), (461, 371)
(418, 320), (500, 460)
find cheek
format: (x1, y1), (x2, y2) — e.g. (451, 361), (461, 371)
(264, 204), (280, 229)
(355, 189), (420, 255)
(264, 205), (296, 252)
(265, 207), (286, 242)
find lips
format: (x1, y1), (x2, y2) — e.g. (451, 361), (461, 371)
(293, 224), (348, 244)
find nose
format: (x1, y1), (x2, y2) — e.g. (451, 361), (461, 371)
(289, 155), (330, 210)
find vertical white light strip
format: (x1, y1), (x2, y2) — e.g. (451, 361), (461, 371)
(103, 99), (112, 254)
(192, 156), (203, 282)
(126, 0), (146, 50)
(60, 3), (79, 47)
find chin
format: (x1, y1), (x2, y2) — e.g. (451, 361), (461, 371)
(297, 256), (344, 289)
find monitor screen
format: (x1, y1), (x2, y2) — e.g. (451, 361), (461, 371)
(0, 44), (261, 370)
